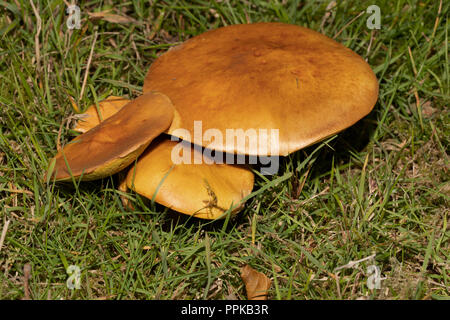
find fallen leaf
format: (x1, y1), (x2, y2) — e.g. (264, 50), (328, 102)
(421, 101), (437, 118)
(240, 264), (271, 300)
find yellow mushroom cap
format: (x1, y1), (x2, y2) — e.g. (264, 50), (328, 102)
(47, 92), (174, 181)
(143, 22), (379, 156)
(126, 137), (254, 219)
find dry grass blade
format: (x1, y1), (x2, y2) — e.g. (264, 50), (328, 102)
(333, 10), (365, 39)
(22, 263), (32, 300)
(334, 253), (376, 272)
(29, 0), (41, 76)
(88, 11), (136, 24)
(320, 1), (337, 32)
(0, 219), (11, 253)
(79, 30), (98, 100)
(240, 265), (271, 300)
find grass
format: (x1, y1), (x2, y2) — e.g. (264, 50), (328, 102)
(0, 0), (448, 300)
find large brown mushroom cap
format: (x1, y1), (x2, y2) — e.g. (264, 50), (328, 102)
(143, 22), (379, 156)
(47, 92), (174, 181)
(126, 137), (254, 219)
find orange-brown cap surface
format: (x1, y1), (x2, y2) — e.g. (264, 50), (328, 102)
(143, 22), (379, 156)
(47, 92), (174, 181)
(126, 137), (254, 219)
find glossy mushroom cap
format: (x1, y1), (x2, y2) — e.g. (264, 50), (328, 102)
(47, 92), (174, 181)
(126, 137), (254, 219)
(144, 22), (379, 156)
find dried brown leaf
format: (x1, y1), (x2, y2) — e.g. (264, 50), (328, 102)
(421, 101), (437, 118)
(240, 264), (271, 300)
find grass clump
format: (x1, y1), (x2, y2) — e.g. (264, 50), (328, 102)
(0, 0), (448, 300)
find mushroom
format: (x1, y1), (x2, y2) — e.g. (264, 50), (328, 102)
(47, 22), (379, 219)
(65, 96), (254, 219)
(143, 22), (378, 156)
(47, 92), (174, 181)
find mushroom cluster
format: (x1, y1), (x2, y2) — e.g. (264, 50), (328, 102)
(47, 23), (378, 219)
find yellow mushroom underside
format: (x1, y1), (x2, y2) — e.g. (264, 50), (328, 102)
(126, 137), (254, 219)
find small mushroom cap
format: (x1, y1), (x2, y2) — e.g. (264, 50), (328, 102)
(47, 92), (174, 181)
(126, 137), (254, 219)
(144, 22), (379, 156)
(73, 96), (130, 133)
